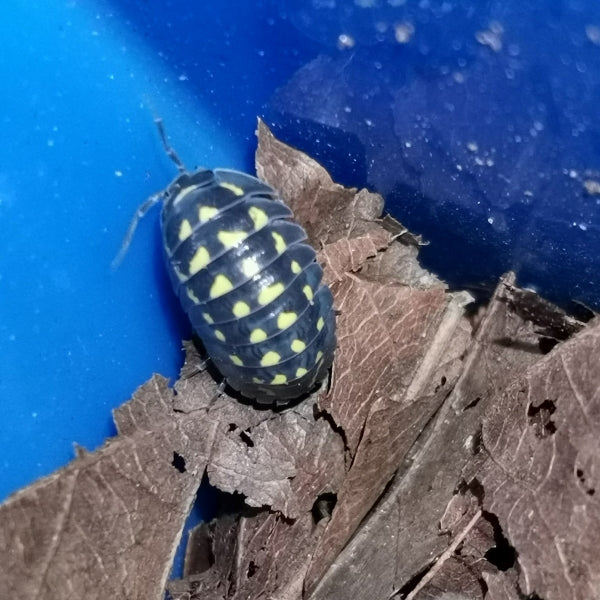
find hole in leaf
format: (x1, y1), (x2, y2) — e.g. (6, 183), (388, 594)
(576, 467), (596, 496)
(434, 375), (448, 392)
(483, 511), (516, 571)
(463, 396), (481, 410)
(527, 399), (557, 437)
(171, 452), (187, 473)
(239, 430), (254, 447)
(247, 560), (258, 578)
(311, 492), (338, 525)
(538, 336), (558, 354)
(468, 477), (485, 503)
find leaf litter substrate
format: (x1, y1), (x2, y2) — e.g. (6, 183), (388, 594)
(0, 120), (597, 600)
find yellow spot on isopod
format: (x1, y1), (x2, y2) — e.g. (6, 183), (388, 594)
(174, 266), (187, 282)
(220, 182), (244, 196)
(291, 339), (306, 353)
(272, 231), (286, 254)
(233, 301), (250, 317)
(277, 311), (297, 330)
(258, 282), (284, 305)
(186, 288), (200, 305)
(214, 329), (226, 342)
(271, 374), (287, 385)
(250, 328), (267, 343)
(178, 219), (193, 242)
(315, 350), (323, 364)
(240, 256), (260, 278)
(317, 316), (324, 331)
(203, 312), (214, 324)
(248, 205), (268, 229)
(199, 206), (218, 222)
(189, 246), (210, 275)
(173, 185), (198, 204)
(261, 351), (281, 367)
(303, 285), (314, 302)
(218, 229), (247, 249)
(295, 367), (308, 378)
(210, 274), (233, 298)
(291, 260), (301, 274)
(252, 376), (263, 384)
(230, 354), (243, 366)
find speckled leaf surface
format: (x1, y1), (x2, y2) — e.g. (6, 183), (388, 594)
(0, 376), (213, 600)
(480, 318), (600, 600)
(305, 273), (590, 600)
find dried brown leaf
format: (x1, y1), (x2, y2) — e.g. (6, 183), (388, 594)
(480, 318), (600, 600)
(307, 273), (561, 600)
(407, 557), (484, 600)
(206, 399), (345, 519)
(0, 375), (214, 600)
(318, 228), (393, 285)
(171, 508), (331, 600)
(255, 119), (384, 245)
(360, 241), (443, 288)
(229, 511), (319, 600)
(255, 122), (479, 598)
(304, 283), (470, 592)
(0, 341), (343, 600)
(167, 515), (239, 600)
(481, 571), (521, 600)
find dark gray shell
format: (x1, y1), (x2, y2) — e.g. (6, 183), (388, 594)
(161, 168), (336, 405)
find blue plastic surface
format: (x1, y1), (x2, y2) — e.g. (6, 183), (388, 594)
(1, 0), (599, 582)
(266, 0), (600, 308)
(0, 0), (316, 500)
(0, 0), (315, 577)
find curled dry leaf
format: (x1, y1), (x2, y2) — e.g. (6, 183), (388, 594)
(255, 119), (385, 246)
(254, 121), (475, 595)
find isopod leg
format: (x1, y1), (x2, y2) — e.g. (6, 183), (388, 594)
(212, 379), (227, 401)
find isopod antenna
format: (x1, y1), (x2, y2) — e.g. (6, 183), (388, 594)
(111, 118), (187, 269)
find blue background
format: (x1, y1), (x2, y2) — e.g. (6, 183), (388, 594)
(1, 0), (599, 578)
